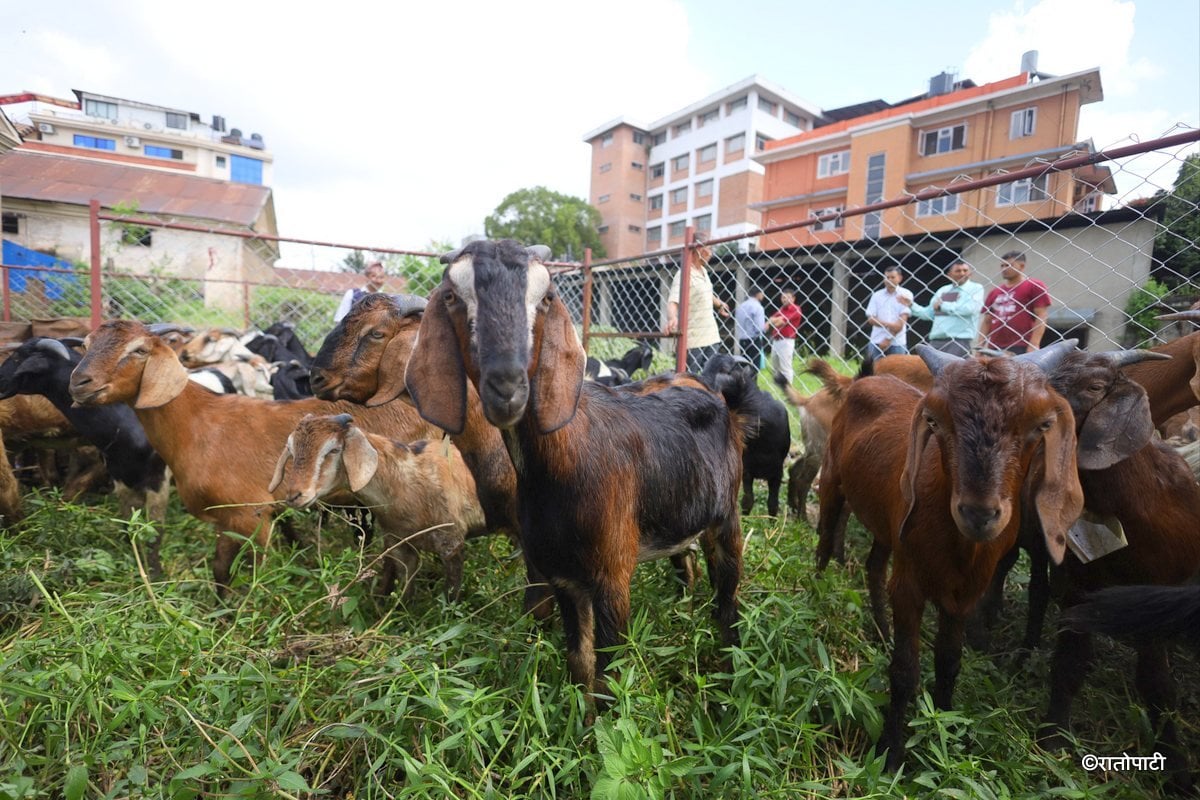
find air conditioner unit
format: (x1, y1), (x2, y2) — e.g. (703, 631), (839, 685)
(36, 122), (55, 134)
(143, 122), (153, 130)
(124, 136), (141, 147)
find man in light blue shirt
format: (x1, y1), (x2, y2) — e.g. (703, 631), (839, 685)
(909, 260), (984, 357)
(734, 289), (767, 370)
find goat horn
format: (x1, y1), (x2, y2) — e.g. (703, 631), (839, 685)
(527, 245), (553, 263)
(1101, 349), (1172, 368)
(1013, 339), (1078, 374)
(439, 246), (466, 265)
(1155, 310), (1200, 322)
(975, 347), (1008, 358)
(33, 338), (74, 361)
(146, 323), (193, 337)
(59, 337), (85, 348)
(395, 293), (428, 317)
(913, 343), (963, 377)
(331, 413), (354, 427)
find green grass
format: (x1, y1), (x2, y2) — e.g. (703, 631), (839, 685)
(0, 479), (1193, 798)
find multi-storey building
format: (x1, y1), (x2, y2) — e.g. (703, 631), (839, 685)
(583, 76), (821, 258)
(753, 67), (1114, 250)
(0, 90), (271, 185)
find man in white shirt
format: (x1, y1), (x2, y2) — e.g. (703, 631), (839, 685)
(334, 261), (388, 323)
(865, 267), (913, 361)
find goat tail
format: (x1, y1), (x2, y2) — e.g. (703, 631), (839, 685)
(1062, 584), (1200, 649)
(805, 358), (851, 398)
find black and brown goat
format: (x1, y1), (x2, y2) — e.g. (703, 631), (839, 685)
(69, 320), (439, 594)
(404, 239), (745, 703)
(816, 343), (1084, 771)
(308, 292), (555, 619)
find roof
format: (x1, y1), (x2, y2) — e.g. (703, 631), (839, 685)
(269, 267), (366, 294)
(0, 149), (272, 227)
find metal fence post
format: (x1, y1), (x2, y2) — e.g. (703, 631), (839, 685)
(675, 227), (695, 372)
(89, 199), (102, 330)
(243, 280), (251, 330)
(581, 248), (593, 352)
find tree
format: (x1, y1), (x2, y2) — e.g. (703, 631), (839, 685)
(381, 240), (453, 296)
(340, 249), (369, 273)
(484, 187), (606, 260)
(1151, 153), (1200, 286)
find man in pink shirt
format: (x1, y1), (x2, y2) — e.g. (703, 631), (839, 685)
(982, 250), (1051, 354)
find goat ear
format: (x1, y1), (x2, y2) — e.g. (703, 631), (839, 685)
(365, 330), (417, 407)
(1075, 379), (1154, 470)
(530, 294), (586, 435)
(1035, 398), (1085, 565)
(898, 399), (933, 540)
(268, 448), (291, 494)
(404, 286), (467, 435)
(342, 427), (379, 492)
(135, 346), (190, 409)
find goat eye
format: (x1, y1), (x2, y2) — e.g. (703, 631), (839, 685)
(925, 416), (938, 430)
(539, 294), (553, 310)
(370, 330), (385, 340)
(1039, 419), (1055, 431)
(1088, 383), (1105, 393)
(443, 290), (457, 306)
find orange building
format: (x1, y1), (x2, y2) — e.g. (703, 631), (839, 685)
(754, 67), (1115, 250)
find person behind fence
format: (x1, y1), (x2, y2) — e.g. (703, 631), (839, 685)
(734, 289), (768, 370)
(767, 290), (803, 383)
(981, 250), (1051, 354)
(908, 260), (984, 356)
(665, 236), (730, 373)
(865, 267), (913, 361)
(334, 260), (388, 323)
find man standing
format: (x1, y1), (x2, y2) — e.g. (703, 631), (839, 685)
(909, 260), (985, 356)
(334, 260), (388, 323)
(768, 290), (803, 383)
(865, 267), (913, 361)
(734, 289), (768, 370)
(982, 250), (1051, 354)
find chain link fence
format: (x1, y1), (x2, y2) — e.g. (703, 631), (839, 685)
(1, 133), (1196, 368)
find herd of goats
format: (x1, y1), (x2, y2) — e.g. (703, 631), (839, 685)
(1, 238), (1199, 788)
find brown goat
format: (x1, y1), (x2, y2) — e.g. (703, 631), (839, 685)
(1124, 315), (1200, 430)
(777, 358), (851, 519)
(69, 320), (439, 593)
(0, 393), (74, 523)
(270, 414), (484, 601)
(870, 354), (933, 392)
(816, 343), (1083, 770)
(308, 292), (557, 619)
(404, 240), (745, 705)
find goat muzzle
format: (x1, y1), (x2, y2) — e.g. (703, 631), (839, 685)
(68, 374), (108, 406)
(480, 365), (529, 430)
(953, 498), (1008, 542)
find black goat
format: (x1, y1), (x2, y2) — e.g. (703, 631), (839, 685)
(0, 337), (171, 575)
(608, 340), (655, 378)
(270, 360), (313, 400)
(245, 322), (312, 367)
(1064, 583), (1200, 652)
(703, 353), (790, 516)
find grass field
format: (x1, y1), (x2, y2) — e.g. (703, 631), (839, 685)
(1, 464), (1195, 800)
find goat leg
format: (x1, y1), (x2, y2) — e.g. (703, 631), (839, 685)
(1040, 626), (1094, 750)
(555, 585), (597, 696)
(932, 607), (965, 710)
(879, 583), (924, 771)
(740, 471), (755, 516)
(765, 468), (783, 518)
(1134, 639), (1192, 794)
(701, 518), (743, 651)
(866, 540), (892, 641)
(965, 543), (1019, 652)
(591, 580), (633, 707)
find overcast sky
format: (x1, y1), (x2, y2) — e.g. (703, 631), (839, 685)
(4, 0), (1197, 267)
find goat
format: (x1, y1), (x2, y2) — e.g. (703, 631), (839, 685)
(858, 353), (933, 392)
(179, 327), (274, 398)
(1063, 583), (1200, 652)
(269, 360), (313, 400)
(815, 342), (1083, 770)
(1029, 348), (1200, 791)
(246, 321), (312, 367)
(1123, 312), (1200, 430)
(584, 357), (631, 387)
(404, 239), (745, 703)
(270, 413), (483, 600)
(68, 320), (439, 594)
(0, 337), (171, 574)
(188, 367), (238, 395)
(776, 358), (851, 519)
(0, 383), (75, 524)
(608, 340), (656, 378)
(704, 353), (790, 516)
(308, 291), (557, 619)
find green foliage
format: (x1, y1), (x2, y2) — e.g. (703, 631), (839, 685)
(1152, 153), (1200, 285)
(484, 187), (607, 261)
(1122, 278), (1171, 347)
(340, 249), (369, 274)
(382, 240), (453, 298)
(111, 201), (152, 248)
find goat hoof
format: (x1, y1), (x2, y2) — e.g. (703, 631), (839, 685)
(1036, 724), (1070, 752)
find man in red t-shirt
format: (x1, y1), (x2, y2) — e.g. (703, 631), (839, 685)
(982, 251), (1051, 354)
(768, 290), (803, 382)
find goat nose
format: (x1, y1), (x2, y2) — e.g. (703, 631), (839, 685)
(285, 491), (302, 505)
(308, 371), (327, 391)
(956, 503), (1001, 534)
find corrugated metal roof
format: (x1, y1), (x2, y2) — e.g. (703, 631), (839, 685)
(0, 149), (271, 227)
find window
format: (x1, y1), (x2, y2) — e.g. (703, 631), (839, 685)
(632, 131), (646, 145)
(1010, 107), (1037, 139)
(1, 213), (18, 235)
(808, 206), (844, 232)
(916, 194), (960, 217)
(629, 193), (642, 202)
(73, 134), (116, 151)
(84, 99), (117, 120)
(652, 131), (667, 146)
(817, 149), (851, 178)
(784, 109), (802, 127)
(649, 195), (664, 210)
(165, 112), (188, 130)
(672, 154), (689, 171)
(996, 175), (1049, 206)
(755, 133), (771, 152)
(699, 108), (719, 126)
(599, 162), (612, 173)
(673, 121), (692, 137)
(144, 145), (184, 160)
(726, 133), (745, 152)
(647, 226), (662, 245)
(215, 155), (227, 168)
(669, 220), (686, 238)
(727, 96), (747, 113)
(598, 194), (611, 204)
(757, 97), (777, 114)
(693, 214), (712, 233)
(697, 143), (717, 163)
(863, 153), (886, 239)
(631, 161), (644, 171)
(601, 132), (613, 147)
(598, 225), (610, 234)
(230, 154), (263, 185)
(670, 187), (688, 204)
(628, 224), (642, 233)
(650, 162), (664, 179)
(920, 123), (967, 156)
(695, 179), (714, 198)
